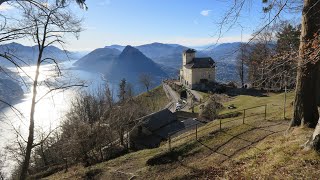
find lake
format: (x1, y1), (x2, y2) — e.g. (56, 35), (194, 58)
(0, 60), (115, 176)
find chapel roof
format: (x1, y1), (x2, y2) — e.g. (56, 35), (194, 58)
(184, 57), (215, 69)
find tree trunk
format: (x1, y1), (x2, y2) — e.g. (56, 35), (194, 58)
(19, 58), (41, 180)
(40, 144), (48, 166)
(119, 128), (124, 146)
(317, 65), (320, 106)
(304, 118), (320, 151)
(290, 0), (320, 128)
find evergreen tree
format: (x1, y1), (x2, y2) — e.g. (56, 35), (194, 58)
(118, 78), (127, 103)
(276, 24), (300, 54)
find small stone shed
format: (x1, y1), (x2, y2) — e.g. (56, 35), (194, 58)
(129, 109), (201, 150)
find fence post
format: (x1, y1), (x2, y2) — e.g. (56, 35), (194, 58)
(168, 135), (171, 151)
(264, 104), (267, 120)
(195, 124), (198, 140)
(243, 109), (246, 124)
(64, 158), (68, 173)
(219, 119), (222, 131)
(284, 84), (287, 119)
(126, 131), (129, 150)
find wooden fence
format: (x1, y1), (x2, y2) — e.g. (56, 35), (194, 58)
(167, 105), (268, 151)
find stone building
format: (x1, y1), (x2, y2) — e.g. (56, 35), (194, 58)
(179, 49), (216, 90)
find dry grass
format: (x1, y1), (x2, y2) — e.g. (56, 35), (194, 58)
(224, 127), (320, 179)
(46, 91), (320, 180)
(135, 85), (170, 113)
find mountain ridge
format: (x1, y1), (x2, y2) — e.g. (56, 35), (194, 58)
(0, 42), (86, 67)
(77, 42), (245, 83)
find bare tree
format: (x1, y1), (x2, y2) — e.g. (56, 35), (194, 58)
(139, 73), (153, 92)
(107, 99), (144, 146)
(126, 82), (134, 99)
(0, 1), (84, 179)
(236, 43), (250, 87)
(0, 0), (87, 9)
(0, 151), (5, 180)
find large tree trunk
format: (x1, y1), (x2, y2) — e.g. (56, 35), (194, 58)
(317, 65), (320, 106)
(290, 0), (320, 128)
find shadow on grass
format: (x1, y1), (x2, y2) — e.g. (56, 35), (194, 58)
(146, 141), (201, 166)
(198, 120), (289, 163)
(173, 163), (227, 180)
(226, 88), (269, 97)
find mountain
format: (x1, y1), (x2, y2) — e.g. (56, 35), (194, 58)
(137, 42), (188, 58)
(74, 46), (168, 91)
(105, 43), (193, 69)
(202, 42), (242, 64)
(74, 47), (121, 72)
(107, 46), (167, 82)
(136, 43), (189, 68)
(105, 45), (126, 52)
(0, 42), (83, 67)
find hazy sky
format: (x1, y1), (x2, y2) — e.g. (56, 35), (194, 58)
(1, 0), (300, 51)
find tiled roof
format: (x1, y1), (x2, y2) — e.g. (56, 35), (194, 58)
(184, 57), (215, 69)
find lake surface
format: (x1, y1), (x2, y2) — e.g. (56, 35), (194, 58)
(0, 60), (113, 176)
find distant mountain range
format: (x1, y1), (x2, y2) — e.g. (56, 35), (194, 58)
(78, 42), (244, 83)
(0, 42), (85, 67)
(204, 42), (242, 64)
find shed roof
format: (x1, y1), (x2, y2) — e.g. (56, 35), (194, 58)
(141, 109), (178, 132)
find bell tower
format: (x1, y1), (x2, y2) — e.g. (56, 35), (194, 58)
(183, 49), (196, 65)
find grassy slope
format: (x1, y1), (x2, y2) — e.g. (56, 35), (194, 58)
(46, 91), (320, 179)
(135, 85), (170, 113)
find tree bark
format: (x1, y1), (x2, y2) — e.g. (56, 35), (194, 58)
(290, 0), (320, 128)
(317, 65), (320, 106)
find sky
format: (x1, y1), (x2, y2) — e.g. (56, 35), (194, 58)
(0, 0), (301, 51)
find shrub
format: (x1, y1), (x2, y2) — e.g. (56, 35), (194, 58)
(199, 96), (223, 120)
